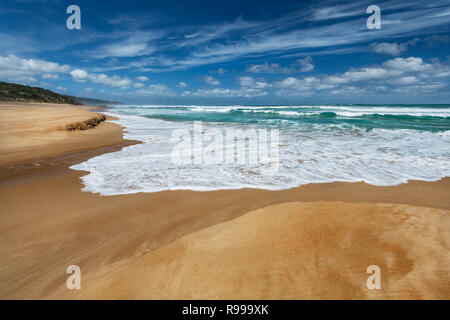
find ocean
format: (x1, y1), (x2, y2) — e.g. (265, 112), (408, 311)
(71, 104), (450, 195)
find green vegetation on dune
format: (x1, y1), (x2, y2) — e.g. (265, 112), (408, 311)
(0, 81), (80, 104)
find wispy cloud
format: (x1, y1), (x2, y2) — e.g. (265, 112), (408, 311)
(115, 0), (450, 72)
(7, 0), (444, 75)
(85, 31), (163, 59)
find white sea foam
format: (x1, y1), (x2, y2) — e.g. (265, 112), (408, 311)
(318, 106), (450, 117)
(171, 105), (450, 117)
(70, 108), (450, 195)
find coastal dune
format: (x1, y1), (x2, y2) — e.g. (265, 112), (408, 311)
(0, 103), (448, 300)
(0, 103), (128, 168)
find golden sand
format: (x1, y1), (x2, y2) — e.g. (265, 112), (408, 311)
(74, 201), (450, 299)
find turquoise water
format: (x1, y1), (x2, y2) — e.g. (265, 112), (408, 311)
(110, 104), (450, 132)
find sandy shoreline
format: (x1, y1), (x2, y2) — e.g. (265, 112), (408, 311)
(0, 103), (449, 299)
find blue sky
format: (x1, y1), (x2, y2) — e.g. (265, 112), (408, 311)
(0, 0), (449, 104)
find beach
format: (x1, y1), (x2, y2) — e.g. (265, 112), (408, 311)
(0, 103), (449, 299)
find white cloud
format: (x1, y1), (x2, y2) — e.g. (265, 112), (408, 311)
(87, 34), (157, 58)
(370, 38), (419, 56)
(246, 58), (313, 74)
(210, 68), (227, 74)
(246, 62), (290, 73)
(136, 84), (175, 96)
(297, 56), (314, 72)
(183, 56), (449, 98)
(183, 87), (267, 98)
(136, 76), (149, 82)
(70, 69), (89, 81)
(239, 76), (270, 89)
(275, 56), (449, 96)
(204, 75), (220, 86)
(133, 82), (145, 88)
(55, 86), (67, 91)
(310, 2), (365, 21)
(382, 57), (432, 72)
(0, 54), (70, 82)
(70, 69), (132, 88)
(328, 67), (403, 84)
(370, 42), (408, 56)
(390, 76), (420, 85)
(106, 43), (150, 57)
(238, 76), (255, 87)
(41, 73), (59, 80)
(177, 81), (187, 88)
(275, 76), (321, 95)
(184, 75), (269, 98)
